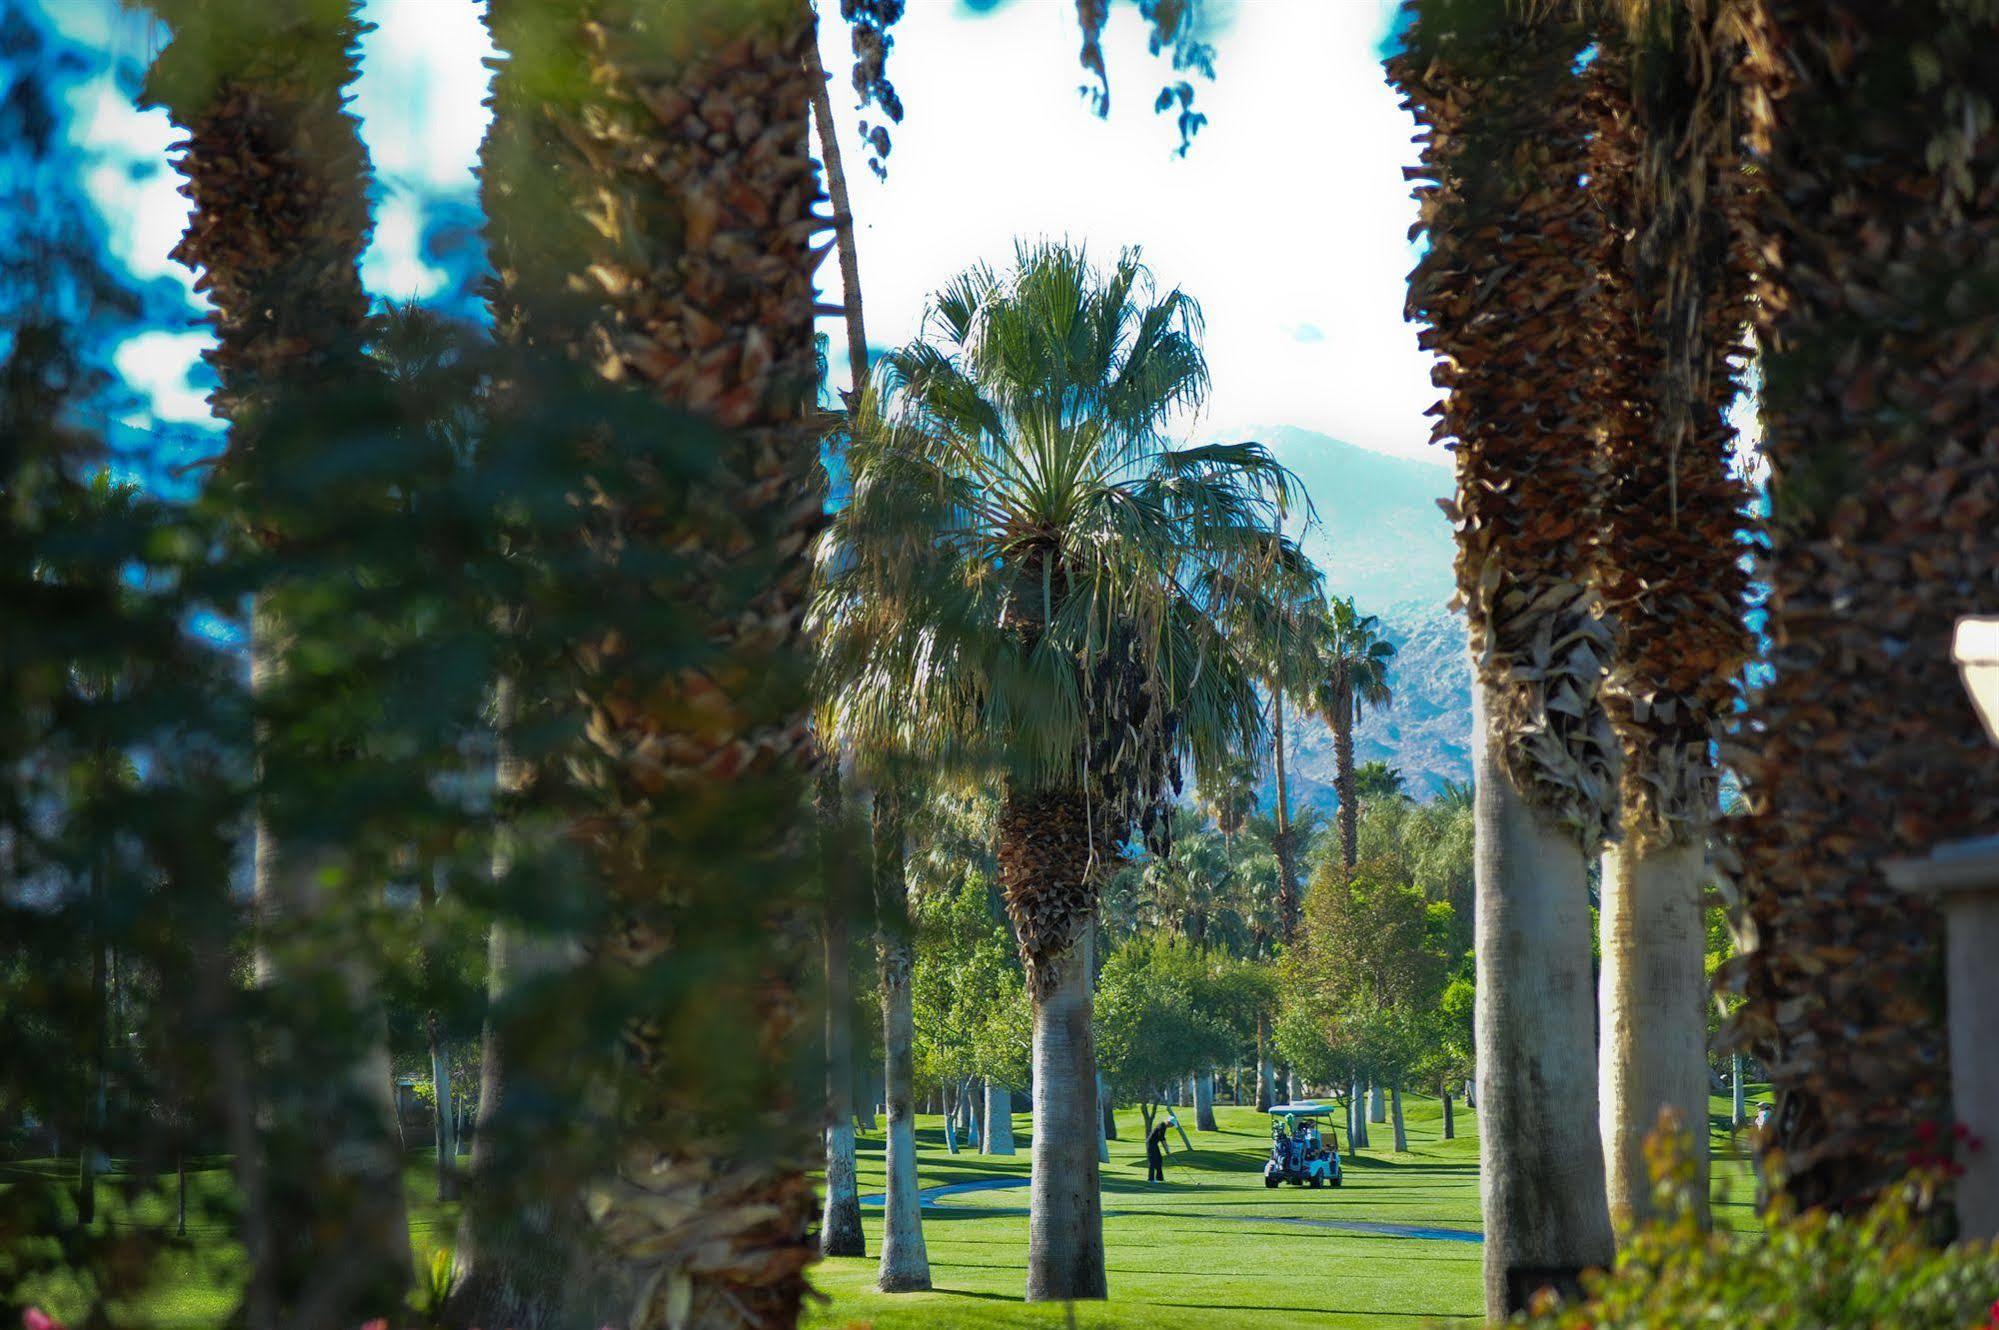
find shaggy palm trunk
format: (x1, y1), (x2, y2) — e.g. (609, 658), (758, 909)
(873, 791), (931, 1292)
(1027, 934), (1107, 1301)
(1195, 1071), (1217, 1132)
(139, 3), (413, 1319)
(473, 3), (830, 1323)
(1599, 839), (1710, 1228)
(1334, 708), (1358, 870)
(1473, 687), (1614, 1311)
(1585, 26), (1750, 1234)
(984, 1082), (1016, 1155)
(1390, 1085), (1407, 1153)
(1393, 10), (1618, 1315)
(1726, 0), (1999, 1210)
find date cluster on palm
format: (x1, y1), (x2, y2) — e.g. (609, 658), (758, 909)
(1725, 0), (1999, 1211)
(1583, 19), (1754, 850)
(1393, 12), (1618, 845)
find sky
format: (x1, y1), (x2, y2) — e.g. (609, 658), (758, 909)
(44, 0), (1441, 467)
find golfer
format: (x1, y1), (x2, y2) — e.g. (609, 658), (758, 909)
(1145, 1119), (1171, 1183)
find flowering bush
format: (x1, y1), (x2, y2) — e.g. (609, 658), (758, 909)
(1516, 1113), (1999, 1329)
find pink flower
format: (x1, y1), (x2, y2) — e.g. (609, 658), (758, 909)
(358, 1321), (389, 1330)
(24, 1311), (67, 1330)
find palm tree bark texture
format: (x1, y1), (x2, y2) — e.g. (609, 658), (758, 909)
(459, 2), (828, 1327)
(138, 1), (411, 1323)
(1392, 3), (1618, 1316)
(1726, 0), (1999, 1212)
(1000, 787), (1115, 1302)
(1583, 8), (1756, 1232)
(872, 787), (933, 1292)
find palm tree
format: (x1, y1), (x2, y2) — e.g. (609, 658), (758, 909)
(1200, 752), (1259, 853)
(1585, 8), (1754, 1230)
(816, 241), (1295, 1300)
(136, 1), (411, 1323)
(457, 2), (829, 1325)
(1312, 597), (1396, 871)
(1351, 761), (1407, 806)
(1391, 5), (1617, 1316)
(1727, 0), (1999, 1211)
(808, 25), (873, 1262)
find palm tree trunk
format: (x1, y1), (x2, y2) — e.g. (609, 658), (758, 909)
(983, 1081), (1016, 1155)
(1599, 838), (1710, 1229)
(1272, 688), (1300, 941)
(820, 854), (865, 1254)
(1027, 933), (1107, 1301)
(873, 790), (931, 1293)
(1726, 0), (1998, 1212)
(818, 760), (865, 1256)
(449, 685), (611, 1330)
(1195, 1070), (1217, 1132)
(141, 1), (413, 1317)
(1096, 1075), (1112, 1164)
(1390, 1084), (1408, 1153)
(427, 1011), (456, 1203)
(805, 34), (868, 395)
(1731, 1054), (1745, 1129)
(1334, 707), (1358, 871)
(1255, 1022), (1273, 1111)
(1473, 683), (1614, 1314)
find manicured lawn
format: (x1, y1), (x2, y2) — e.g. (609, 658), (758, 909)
(809, 1091), (1762, 1330)
(11, 1090), (1762, 1328)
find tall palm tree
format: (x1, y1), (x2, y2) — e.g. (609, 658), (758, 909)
(1312, 596), (1395, 871)
(1199, 752), (1259, 853)
(1391, 4), (1617, 1316)
(816, 241), (1295, 1300)
(1727, 0), (1999, 1212)
(457, 2), (828, 1325)
(136, 1), (411, 1323)
(808, 21), (873, 1262)
(1585, 5), (1754, 1230)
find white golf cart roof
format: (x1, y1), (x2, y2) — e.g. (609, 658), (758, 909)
(1269, 1103), (1333, 1118)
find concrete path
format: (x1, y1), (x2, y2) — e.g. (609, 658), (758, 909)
(859, 1176), (1482, 1244)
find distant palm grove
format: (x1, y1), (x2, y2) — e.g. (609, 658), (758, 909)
(3, 1), (1995, 1329)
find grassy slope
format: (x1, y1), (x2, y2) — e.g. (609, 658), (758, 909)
(15, 1090), (1762, 1328)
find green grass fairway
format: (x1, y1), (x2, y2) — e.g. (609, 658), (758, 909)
(12, 1090), (1761, 1327)
(808, 1092), (1761, 1330)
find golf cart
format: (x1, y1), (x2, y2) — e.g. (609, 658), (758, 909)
(1263, 1103), (1342, 1188)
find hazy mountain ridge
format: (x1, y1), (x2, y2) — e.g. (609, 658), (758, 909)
(1244, 427), (1473, 813)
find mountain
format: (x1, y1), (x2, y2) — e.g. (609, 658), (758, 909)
(1242, 427), (1473, 812)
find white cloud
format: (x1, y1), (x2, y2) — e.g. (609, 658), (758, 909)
(360, 192), (448, 300)
(354, 0), (496, 196)
(814, 0), (1437, 461)
(113, 330), (214, 426)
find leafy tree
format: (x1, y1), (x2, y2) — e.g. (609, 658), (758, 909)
(1094, 940), (1232, 1134)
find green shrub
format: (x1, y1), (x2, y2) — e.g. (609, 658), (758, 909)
(1516, 1113), (1999, 1329)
